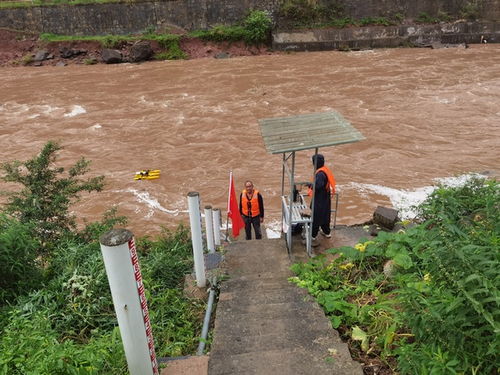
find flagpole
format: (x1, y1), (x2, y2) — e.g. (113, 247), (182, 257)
(225, 171), (231, 241)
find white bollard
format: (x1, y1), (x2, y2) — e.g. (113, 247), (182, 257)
(204, 205), (215, 253)
(99, 229), (158, 375)
(187, 192), (206, 288)
(213, 208), (221, 247)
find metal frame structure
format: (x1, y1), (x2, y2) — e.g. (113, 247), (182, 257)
(259, 111), (365, 257)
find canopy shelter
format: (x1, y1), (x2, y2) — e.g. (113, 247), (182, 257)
(258, 111), (365, 257)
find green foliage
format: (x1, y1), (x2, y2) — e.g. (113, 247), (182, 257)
(279, 0), (344, 28)
(328, 17), (355, 28)
(191, 11), (272, 44)
(243, 10), (272, 44)
(358, 17), (392, 26)
(83, 58), (98, 65)
(461, 1), (481, 20)
(0, 311), (126, 375)
(291, 178), (499, 373)
(416, 12), (440, 24)
(1, 141), (104, 251)
(190, 25), (247, 42)
(0, 215), (41, 304)
(77, 206), (127, 244)
(0, 225), (203, 371)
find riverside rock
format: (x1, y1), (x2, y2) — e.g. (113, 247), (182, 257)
(129, 41), (153, 63)
(101, 48), (122, 64)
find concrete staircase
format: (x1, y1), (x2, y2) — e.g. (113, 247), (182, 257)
(208, 239), (362, 375)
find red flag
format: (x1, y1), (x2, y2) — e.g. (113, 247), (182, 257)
(227, 171), (244, 237)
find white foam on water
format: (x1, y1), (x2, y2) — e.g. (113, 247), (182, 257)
(352, 173), (482, 219)
(116, 188), (186, 218)
(88, 124), (102, 130)
(63, 105), (86, 118)
(175, 114), (185, 125)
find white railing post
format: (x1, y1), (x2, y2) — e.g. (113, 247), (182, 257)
(204, 205), (215, 253)
(213, 208), (221, 247)
(99, 229), (158, 375)
(187, 192), (206, 288)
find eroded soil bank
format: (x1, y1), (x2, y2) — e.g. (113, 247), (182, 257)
(0, 28), (276, 67)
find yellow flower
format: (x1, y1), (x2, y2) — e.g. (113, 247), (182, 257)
(355, 243), (366, 252)
(423, 273), (431, 282)
(339, 263), (354, 270)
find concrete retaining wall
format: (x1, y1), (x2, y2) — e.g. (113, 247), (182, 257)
(0, 0), (280, 35)
(339, 0), (500, 21)
(272, 21), (500, 51)
(0, 0), (499, 36)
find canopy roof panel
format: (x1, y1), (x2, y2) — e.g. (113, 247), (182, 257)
(259, 111), (365, 154)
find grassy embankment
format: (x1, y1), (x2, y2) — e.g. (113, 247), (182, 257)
(290, 177), (499, 374)
(0, 142), (205, 374)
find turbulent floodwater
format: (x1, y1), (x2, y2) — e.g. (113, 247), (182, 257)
(1, 45), (499, 237)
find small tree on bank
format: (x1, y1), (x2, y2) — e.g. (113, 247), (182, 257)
(1, 141), (104, 252)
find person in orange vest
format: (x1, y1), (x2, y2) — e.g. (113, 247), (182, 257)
(308, 154), (336, 242)
(239, 180), (264, 240)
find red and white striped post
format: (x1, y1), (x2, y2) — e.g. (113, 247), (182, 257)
(99, 229), (159, 375)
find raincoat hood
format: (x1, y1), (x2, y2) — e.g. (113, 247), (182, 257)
(312, 154), (325, 169)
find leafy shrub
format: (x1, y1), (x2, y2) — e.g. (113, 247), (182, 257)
(1, 141), (104, 252)
(0, 215), (41, 304)
(243, 10), (272, 44)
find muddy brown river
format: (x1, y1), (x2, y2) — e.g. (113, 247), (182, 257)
(1, 45), (499, 237)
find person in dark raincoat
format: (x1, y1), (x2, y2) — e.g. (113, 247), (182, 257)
(308, 154), (336, 241)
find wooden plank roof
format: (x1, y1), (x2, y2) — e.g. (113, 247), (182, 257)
(258, 111), (365, 154)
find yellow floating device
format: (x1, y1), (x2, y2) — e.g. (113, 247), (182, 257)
(134, 169), (160, 180)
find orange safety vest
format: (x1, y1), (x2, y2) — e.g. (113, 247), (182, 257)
(241, 189), (261, 217)
(308, 166), (336, 196)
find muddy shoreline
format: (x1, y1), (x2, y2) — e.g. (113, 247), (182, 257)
(0, 28), (277, 67)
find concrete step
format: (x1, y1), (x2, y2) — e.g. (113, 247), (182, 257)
(217, 284), (312, 308)
(209, 347), (361, 375)
(215, 299), (319, 320)
(211, 319), (339, 355)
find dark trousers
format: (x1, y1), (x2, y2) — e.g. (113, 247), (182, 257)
(312, 212), (331, 238)
(243, 215), (262, 240)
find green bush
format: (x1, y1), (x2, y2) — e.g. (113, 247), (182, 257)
(191, 10), (271, 44)
(243, 10), (272, 43)
(1, 141), (104, 252)
(0, 215), (41, 304)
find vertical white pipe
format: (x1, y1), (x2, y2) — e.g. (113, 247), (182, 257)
(187, 192), (206, 288)
(204, 205), (215, 253)
(213, 208), (221, 247)
(99, 229), (158, 375)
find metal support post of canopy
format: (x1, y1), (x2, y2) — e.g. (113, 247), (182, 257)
(259, 111), (365, 258)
